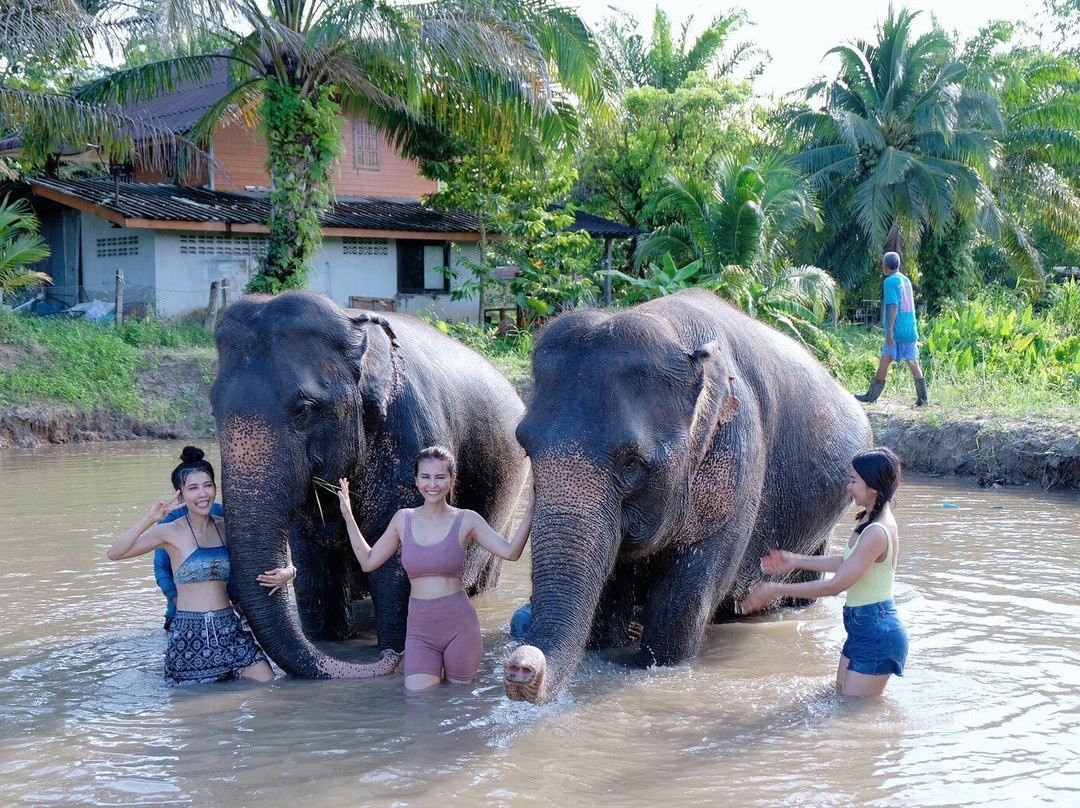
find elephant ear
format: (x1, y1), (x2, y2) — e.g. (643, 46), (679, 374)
(347, 313), (400, 427)
(688, 341), (740, 450)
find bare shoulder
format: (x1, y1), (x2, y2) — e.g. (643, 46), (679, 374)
(153, 519), (189, 550)
(459, 508), (488, 537)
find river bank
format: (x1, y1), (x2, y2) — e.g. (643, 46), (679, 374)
(1, 344), (1078, 490)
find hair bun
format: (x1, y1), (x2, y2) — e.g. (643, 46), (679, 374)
(180, 446), (205, 463)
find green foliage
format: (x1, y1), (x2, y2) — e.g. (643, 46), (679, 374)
(963, 33), (1080, 289)
(917, 216), (979, 312)
(0, 311), (142, 411)
(0, 310), (215, 414)
(633, 149), (835, 344)
(117, 316), (214, 348)
(575, 72), (759, 232)
(429, 148), (603, 317)
(924, 287), (1080, 391)
(248, 82), (343, 293)
(598, 6), (764, 91)
(610, 253), (705, 304)
(1045, 278), (1080, 335)
(0, 196), (51, 297)
(789, 6), (998, 290)
(422, 316), (533, 391)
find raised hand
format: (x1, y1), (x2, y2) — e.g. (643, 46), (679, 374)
(337, 478), (352, 516)
(148, 492), (181, 523)
(760, 548), (795, 576)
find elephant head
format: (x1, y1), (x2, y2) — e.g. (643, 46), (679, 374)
(211, 290), (408, 678)
(505, 307), (740, 703)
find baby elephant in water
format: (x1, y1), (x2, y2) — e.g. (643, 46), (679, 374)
(504, 288), (872, 704)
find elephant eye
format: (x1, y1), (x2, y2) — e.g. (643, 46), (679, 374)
(615, 451), (648, 487)
(293, 396), (319, 421)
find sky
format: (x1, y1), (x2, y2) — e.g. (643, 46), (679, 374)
(573, 0), (1047, 97)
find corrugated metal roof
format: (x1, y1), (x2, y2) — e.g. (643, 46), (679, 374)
(0, 57), (236, 155)
(28, 178), (635, 238)
(117, 56), (236, 136)
(565, 209), (641, 238)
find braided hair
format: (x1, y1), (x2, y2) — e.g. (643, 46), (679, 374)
(170, 445), (216, 491)
(852, 447), (901, 532)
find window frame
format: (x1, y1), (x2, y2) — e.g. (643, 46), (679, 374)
(396, 240), (452, 295)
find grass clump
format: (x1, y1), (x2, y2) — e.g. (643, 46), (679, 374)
(0, 310), (213, 415)
(424, 318), (533, 393)
(117, 316), (216, 349)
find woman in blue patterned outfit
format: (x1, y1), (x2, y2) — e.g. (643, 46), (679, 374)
(107, 446), (293, 684)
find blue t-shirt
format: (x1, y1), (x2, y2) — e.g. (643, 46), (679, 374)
(882, 272), (918, 343)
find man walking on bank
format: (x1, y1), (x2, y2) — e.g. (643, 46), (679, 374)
(854, 251), (929, 406)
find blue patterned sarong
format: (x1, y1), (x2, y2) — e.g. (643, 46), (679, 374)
(165, 607), (266, 685)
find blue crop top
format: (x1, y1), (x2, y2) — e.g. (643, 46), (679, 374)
(174, 544), (230, 584)
(173, 515), (230, 584)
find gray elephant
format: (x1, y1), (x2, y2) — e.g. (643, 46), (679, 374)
(504, 288), (871, 703)
(211, 290), (527, 678)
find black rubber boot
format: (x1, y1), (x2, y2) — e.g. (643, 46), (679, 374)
(854, 378), (886, 403)
(915, 377), (929, 407)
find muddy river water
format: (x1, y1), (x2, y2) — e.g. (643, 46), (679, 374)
(1, 441), (1078, 806)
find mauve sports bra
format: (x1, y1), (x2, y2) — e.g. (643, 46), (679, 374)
(400, 509), (467, 580)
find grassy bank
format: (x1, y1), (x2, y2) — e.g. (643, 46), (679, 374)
(0, 312), (216, 431)
(1, 286), (1078, 452)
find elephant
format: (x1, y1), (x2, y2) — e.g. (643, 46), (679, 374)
(503, 288), (872, 703)
(211, 289), (528, 679)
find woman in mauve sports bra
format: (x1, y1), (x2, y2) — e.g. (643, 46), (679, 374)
(108, 446), (302, 685)
(338, 445), (535, 691)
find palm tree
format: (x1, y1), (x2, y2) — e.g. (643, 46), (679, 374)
(980, 44), (1080, 287)
(1, 0), (205, 176)
(75, 0), (605, 292)
(636, 149), (837, 341)
(0, 196), (51, 305)
(600, 6), (762, 92)
(788, 6), (999, 289)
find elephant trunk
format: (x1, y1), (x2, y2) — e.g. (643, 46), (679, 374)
(505, 452), (619, 704)
(220, 414), (395, 679)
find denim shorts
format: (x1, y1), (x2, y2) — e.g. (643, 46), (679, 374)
(842, 600), (908, 676)
(882, 340), (919, 361)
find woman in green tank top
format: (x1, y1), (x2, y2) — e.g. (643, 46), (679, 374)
(738, 447), (909, 696)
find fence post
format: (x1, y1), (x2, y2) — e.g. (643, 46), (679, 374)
(603, 236), (613, 307)
(220, 277), (232, 310)
(114, 270), (124, 327)
(205, 280), (221, 330)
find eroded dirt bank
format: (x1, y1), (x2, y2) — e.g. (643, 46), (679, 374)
(2, 355), (1078, 490)
(868, 410), (1080, 489)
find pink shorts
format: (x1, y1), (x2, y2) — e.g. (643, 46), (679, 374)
(404, 590), (483, 681)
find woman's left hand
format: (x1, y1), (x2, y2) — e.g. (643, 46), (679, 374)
(257, 565), (297, 596)
(738, 582), (775, 615)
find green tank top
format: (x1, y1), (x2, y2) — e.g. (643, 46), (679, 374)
(842, 522), (896, 607)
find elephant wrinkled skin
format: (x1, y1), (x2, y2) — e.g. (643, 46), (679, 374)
(504, 289), (872, 703)
(212, 290), (527, 679)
